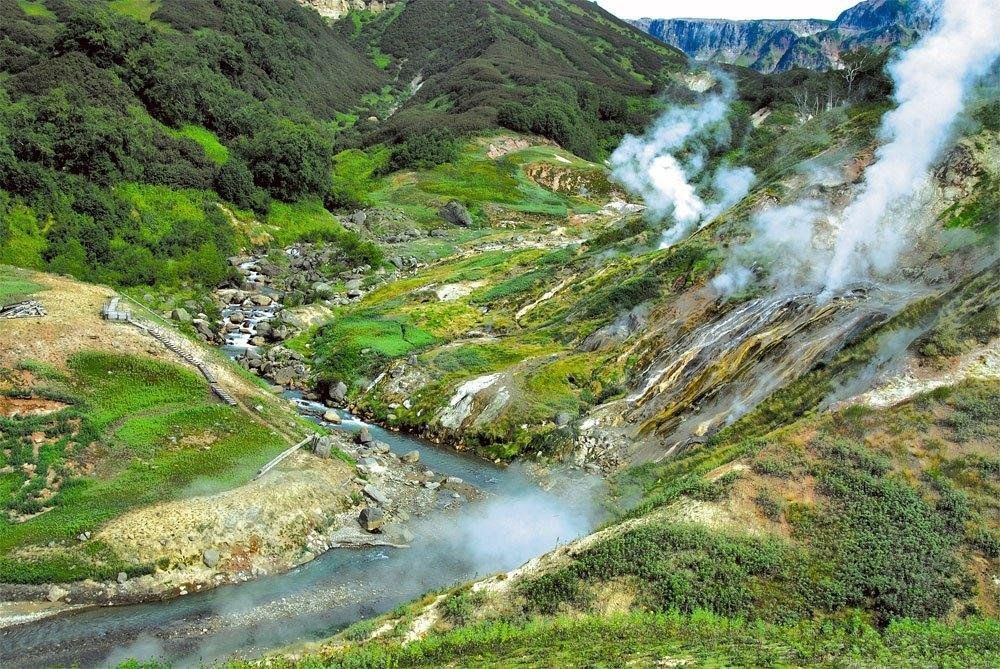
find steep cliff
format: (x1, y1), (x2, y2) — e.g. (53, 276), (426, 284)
(632, 0), (934, 72)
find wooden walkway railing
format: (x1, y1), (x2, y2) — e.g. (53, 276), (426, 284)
(104, 297), (238, 407)
(254, 435), (315, 480)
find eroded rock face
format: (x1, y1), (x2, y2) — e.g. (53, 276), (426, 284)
(295, 0), (390, 20)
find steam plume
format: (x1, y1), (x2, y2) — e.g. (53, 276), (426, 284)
(714, 0), (1000, 298)
(822, 0), (999, 294)
(610, 75), (755, 248)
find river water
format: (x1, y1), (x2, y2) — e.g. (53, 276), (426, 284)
(0, 267), (603, 668)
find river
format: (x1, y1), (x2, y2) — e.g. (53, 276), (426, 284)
(0, 261), (603, 668)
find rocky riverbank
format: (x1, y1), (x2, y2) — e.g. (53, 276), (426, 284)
(0, 421), (482, 618)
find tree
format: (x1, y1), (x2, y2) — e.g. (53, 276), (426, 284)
(841, 48), (872, 101)
(238, 120), (333, 201)
(215, 156), (269, 213)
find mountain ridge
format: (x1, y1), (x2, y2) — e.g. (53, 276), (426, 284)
(631, 0), (935, 72)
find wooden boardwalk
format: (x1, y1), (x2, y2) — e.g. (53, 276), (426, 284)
(104, 297), (238, 407)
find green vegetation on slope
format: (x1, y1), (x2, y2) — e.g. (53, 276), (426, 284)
(0, 264), (42, 305)
(0, 0), (386, 288)
(233, 611), (1000, 669)
(520, 379), (998, 625)
(339, 0), (687, 161)
(0, 352), (288, 583)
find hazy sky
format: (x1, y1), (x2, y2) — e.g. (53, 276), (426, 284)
(593, 0), (859, 20)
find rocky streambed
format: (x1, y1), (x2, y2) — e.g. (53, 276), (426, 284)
(0, 247), (602, 668)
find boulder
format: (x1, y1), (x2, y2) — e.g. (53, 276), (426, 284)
(171, 308), (192, 323)
(271, 366), (298, 387)
(322, 409), (342, 424)
(47, 585), (68, 602)
(328, 381), (349, 404)
(117, 572), (128, 584)
(314, 436), (335, 458)
(359, 506), (384, 532)
(401, 450), (420, 464)
(202, 548), (221, 568)
(362, 484), (389, 506)
(352, 210), (367, 226)
(439, 200), (472, 227)
(357, 427), (374, 445)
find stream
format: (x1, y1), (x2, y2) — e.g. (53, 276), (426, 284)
(0, 257), (602, 668)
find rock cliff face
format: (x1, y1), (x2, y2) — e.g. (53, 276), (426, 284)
(296, 0), (391, 20)
(632, 0), (935, 72)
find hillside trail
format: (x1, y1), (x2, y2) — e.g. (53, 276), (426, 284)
(0, 269), (298, 445)
(118, 303), (298, 446)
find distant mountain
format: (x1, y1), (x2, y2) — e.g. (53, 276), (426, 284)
(631, 0), (936, 72)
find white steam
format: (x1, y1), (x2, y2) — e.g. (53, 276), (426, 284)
(714, 0), (1000, 298)
(610, 76), (755, 248)
(823, 0), (999, 294)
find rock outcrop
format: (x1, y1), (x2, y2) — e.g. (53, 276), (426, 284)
(295, 0), (391, 20)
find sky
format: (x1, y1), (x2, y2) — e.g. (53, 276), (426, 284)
(593, 0), (859, 21)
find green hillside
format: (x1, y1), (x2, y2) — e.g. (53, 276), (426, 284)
(342, 0), (688, 160)
(0, 0), (387, 286)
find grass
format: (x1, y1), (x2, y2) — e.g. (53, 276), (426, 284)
(108, 0), (160, 22)
(267, 198), (345, 245)
(168, 125), (229, 165)
(231, 611), (1000, 668)
(312, 315), (437, 389)
(0, 352), (289, 583)
(332, 136), (605, 228)
(0, 265), (42, 306)
(17, 0), (55, 18)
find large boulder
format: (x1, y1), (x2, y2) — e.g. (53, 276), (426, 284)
(439, 200), (472, 227)
(359, 506), (384, 532)
(323, 409), (342, 424)
(202, 548), (221, 568)
(357, 427), (374, 445)
(328, 381), (349, 404)
(401, 450), (420, 464)
(171, 308), (192, 323)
